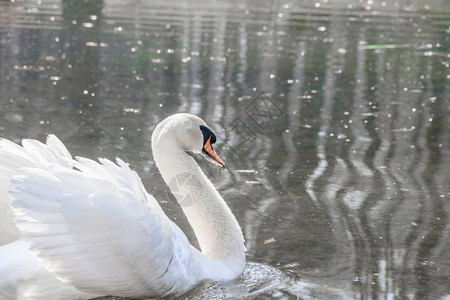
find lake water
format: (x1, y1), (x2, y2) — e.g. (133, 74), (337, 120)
(0, 0), (449, 299)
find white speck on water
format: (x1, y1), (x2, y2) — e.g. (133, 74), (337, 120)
(236, 169), (256, 173)
(246, 180), (261, 185)
(123, 108), (140, 114)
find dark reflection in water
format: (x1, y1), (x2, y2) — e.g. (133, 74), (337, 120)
(0, 0), (449, 298)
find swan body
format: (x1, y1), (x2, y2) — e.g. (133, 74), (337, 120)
(0, 113), (246, 299)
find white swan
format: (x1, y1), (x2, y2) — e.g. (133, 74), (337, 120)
(0, 113), (246, 299)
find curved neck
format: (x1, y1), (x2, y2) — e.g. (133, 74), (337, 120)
(152, 138), (246, 280)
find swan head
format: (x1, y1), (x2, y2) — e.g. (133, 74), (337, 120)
(152, 113), (225, 169)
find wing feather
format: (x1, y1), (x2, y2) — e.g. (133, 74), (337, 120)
(0, 241), (92, 300)
(9, 157), (195, 298)
(0, 135), (72, 245)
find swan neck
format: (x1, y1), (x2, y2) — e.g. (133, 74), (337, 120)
(152, 139), (245, 279)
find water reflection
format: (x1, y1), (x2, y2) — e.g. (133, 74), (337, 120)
(0, 0), (448, 299)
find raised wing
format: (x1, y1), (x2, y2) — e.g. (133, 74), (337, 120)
(0, 135), (72, 245)
(6, 138), (197, 298)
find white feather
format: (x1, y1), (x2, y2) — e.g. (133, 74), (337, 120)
(9, 161), (196, 297)
(0, 135), (72, 245)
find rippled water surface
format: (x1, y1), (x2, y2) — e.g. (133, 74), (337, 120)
(0, 0), (449, 299)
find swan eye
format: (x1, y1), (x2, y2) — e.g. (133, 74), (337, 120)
(199, 125), (217, 146)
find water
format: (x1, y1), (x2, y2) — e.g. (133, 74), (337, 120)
(0, 0), (449, 299)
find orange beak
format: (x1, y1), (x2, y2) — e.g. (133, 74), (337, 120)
(202, 136), (225, 169)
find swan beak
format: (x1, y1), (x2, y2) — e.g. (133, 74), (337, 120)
(202, 136), (226, 169)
